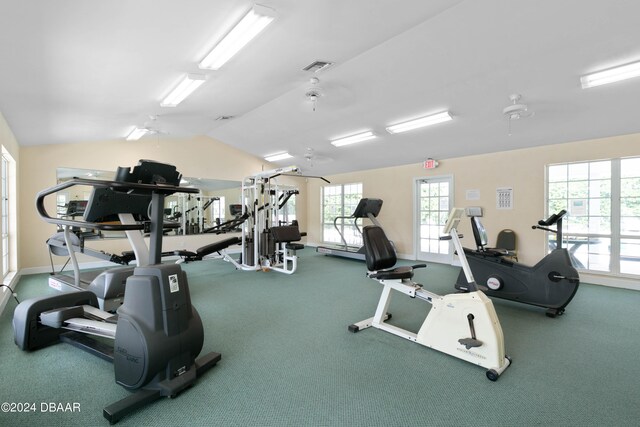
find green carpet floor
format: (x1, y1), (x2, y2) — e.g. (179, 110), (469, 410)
(1, 249), (639, 426)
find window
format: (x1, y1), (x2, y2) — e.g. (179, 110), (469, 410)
(56, 193), (69, 218)
(278, 192), (296, 225)
(321, 183), (362, 245)
(620, 158), (640, 275)
(1, 149), (15, 278)
(1, 154), (8, 275)
(211, 196), (225, 224)
(546, 157), (640, 276)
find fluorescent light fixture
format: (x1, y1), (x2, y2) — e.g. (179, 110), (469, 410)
(581, 61), (640, 89)
(264, 152), (293, 162)
(126, 127), (148, 141)
(386, 111), (452, 134)
(330, 131), (376, 147)
(199, 5), (276, 70)
(160, 74), (207, 107)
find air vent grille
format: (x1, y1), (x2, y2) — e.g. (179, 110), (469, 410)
(302, 60), (334, 73)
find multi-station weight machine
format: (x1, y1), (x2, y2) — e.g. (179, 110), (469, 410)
(167, 165), (328, 274)
(217, 166), (327, 275)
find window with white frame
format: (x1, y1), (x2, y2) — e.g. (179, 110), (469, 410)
(1, 154), (8, 276)
(211, 196), (225, 224)
(546, 157), (640, 276)
(321, 183), (363, 245)
(278, 192), (296, 225)
(1, 150), (15, 278)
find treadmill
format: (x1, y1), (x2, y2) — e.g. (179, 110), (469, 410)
(316, 198), (384, 260)
(47, 185), (154, 312)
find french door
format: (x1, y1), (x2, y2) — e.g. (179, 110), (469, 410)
(415, 175), (453, 263)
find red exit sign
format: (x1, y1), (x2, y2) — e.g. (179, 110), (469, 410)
(423, 158), (439, 169)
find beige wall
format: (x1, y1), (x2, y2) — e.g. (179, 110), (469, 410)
(11, 126), (640, 278)
(306, 133), (640, 268)
(18, 135), (304, 269)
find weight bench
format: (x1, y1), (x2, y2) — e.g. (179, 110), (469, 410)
(169, 236), (242, 263)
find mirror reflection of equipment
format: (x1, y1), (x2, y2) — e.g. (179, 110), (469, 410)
(56, 167), (242, 237)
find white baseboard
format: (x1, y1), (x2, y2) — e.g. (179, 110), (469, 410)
(580, 272), (640, 291)
(20, 261), (115, 276)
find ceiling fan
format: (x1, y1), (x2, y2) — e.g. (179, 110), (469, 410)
(141, 115), (170, 136)
(305, 77), (323, 112)
(300, 76), (354, 112)
(303, 147), (333, 168)
(503, 94), (534, 135)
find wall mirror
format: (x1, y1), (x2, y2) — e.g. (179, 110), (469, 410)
(56, 167), (243, 237)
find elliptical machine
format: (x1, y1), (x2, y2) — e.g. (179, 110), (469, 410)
(13, 160), (220, 423)
(454, 210), (580, 317)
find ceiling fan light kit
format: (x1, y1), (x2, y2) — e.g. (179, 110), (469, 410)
(305, 77), (323, 111)
(503, 94), (534, 135)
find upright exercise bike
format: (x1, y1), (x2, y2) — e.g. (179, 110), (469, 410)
(349, 208), (511, 381)
(454, 210), (580, 317)
(13, 160), (220, 423)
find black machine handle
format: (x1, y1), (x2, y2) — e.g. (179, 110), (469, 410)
(439, 234), (463, 240)
(537, 209), (567, 227)
(531, 210), (567, 249)
(36, 177), (198, 231)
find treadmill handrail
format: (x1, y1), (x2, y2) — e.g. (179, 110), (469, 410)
(36, 177), (198, 231)
(333, 215), (362, 249)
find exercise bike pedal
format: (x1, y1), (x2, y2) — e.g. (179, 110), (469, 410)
(459, 312), (483, 350)
(458, 337), (483, 350)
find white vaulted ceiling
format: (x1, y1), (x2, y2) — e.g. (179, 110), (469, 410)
(1, 0), (640, 175)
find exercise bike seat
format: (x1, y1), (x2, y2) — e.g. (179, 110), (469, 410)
(363, 226), (426, 280)
(368, 265), (414, 280)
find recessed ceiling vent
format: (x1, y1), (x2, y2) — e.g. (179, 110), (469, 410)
(302, 60), (334, 73)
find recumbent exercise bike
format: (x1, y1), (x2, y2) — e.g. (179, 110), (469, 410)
(454, 210), (580, 317)
(349, 208), (511, 381)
